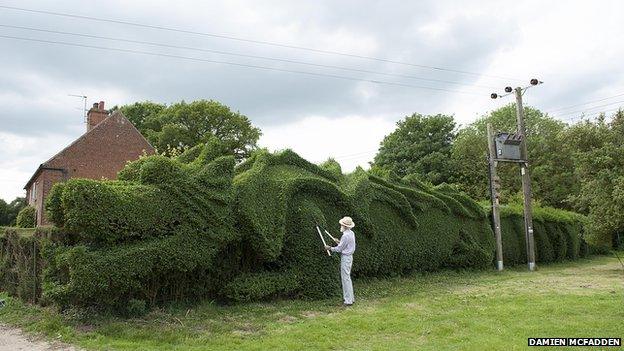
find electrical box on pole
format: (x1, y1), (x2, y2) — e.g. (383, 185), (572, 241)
(494, 132), (523, 161)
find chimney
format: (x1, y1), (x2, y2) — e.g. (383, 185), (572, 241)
(86, 101), (108, 132)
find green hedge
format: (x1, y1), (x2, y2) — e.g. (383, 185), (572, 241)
(0, 229), (41, 302)
(15, 206), (36, 228)
(32, 142), (238, 310)
(2, 145), (595, 310)
(223, 271), (300, 302)
(0, 227), (64, 303)
(225, 150), (495, 300)
(495, 204), (589, 266)
(46, 154), (234, 245)
(43, 227), (234, 309)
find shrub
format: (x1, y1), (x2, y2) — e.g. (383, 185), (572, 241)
(223, 271), (299, 302)
(125, 299), (148, 317)
(43, 227), (234, 309)
(46, 152), (235, 245)
(45, 183), (65, 227)
(39, 154), (237, 308)
(228, 150), (495, 300)
(319, 158), (343, 179)
(3, 146), (595, 309)
(498, 215), (526, 265)
(0, 229), (43, 303)
(15, 206), (36, 228)
(494, 204), (589, 265)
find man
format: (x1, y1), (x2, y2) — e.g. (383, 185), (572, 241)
(325, 216), (356, 306)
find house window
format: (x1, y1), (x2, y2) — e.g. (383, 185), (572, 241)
(31, 182), (37, 202)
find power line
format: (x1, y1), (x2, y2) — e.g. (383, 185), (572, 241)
(0, 4), (524, 82)
(337, 155), (375, 161)
(314, 150), (378, 163)
(333, 149), (378, 160)
(554, 100), (624, 118)
(581, 107), (623, 119)
(0, 34), (484, 95)
(561, 106), (624, 122)
(0, 24), (497, 90)
(547, 92), (624, 113)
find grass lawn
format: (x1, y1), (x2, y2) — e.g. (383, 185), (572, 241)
(1, 253), (623, 350)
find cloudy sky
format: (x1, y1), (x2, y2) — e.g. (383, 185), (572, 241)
(1, 0), (623, 201)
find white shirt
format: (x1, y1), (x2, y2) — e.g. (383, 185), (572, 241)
(331, 229), (356, 255)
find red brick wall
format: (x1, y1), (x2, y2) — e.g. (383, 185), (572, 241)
(27, 112), (155, 226)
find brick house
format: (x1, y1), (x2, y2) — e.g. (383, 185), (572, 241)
(24, 101), (155, 226)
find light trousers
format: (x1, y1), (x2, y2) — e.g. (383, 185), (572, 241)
(340, 254), (354, 304)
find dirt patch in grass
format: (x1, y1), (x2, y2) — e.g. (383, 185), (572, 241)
(277, 315), (298, 324)
(231, 323), (262, 336)
(0, 324), (82, 351)
(300, 311), (322, 318)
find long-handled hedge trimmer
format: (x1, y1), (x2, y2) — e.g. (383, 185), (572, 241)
(316, 224), (344, 256)
(322, 227), (339, 243)
(315, 225), (331, 256)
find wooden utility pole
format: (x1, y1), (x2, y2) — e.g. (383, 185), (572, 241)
(487, 123), (504, 271)
(514, 87), (536, 271)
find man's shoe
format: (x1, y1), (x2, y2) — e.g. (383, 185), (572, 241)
(343, 303), (353, 307)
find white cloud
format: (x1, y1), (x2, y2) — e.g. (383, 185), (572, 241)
(0, 131), (77, 201)
(259, 114), (395, 172)
(1, 0), (624, 202)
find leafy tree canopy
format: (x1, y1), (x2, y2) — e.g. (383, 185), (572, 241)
(118, 100), (262, 160)
(0, 197), (27, 226)
(0, 199), (8, 226)
(451, 104), (571, 208)
(563, 111), (624, 246)
(372, 113), (456, 184)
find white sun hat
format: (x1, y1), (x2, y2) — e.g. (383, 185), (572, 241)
(339, 216), (355, 228)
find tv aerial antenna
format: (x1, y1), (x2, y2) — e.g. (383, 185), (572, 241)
(68, 94), (87, 122)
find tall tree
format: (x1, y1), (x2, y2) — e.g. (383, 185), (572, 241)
(451, 104), (572, 208)
(119, 101), (166, 132)
(118, 100), (262, 160)
(2, 197), (27, 226)
(372, 113), (456, 184)
(0, 199), (9, 226)
(564, 111), (624, 247)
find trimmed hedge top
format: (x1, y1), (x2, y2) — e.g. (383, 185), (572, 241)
(22, 145), (590, 310)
